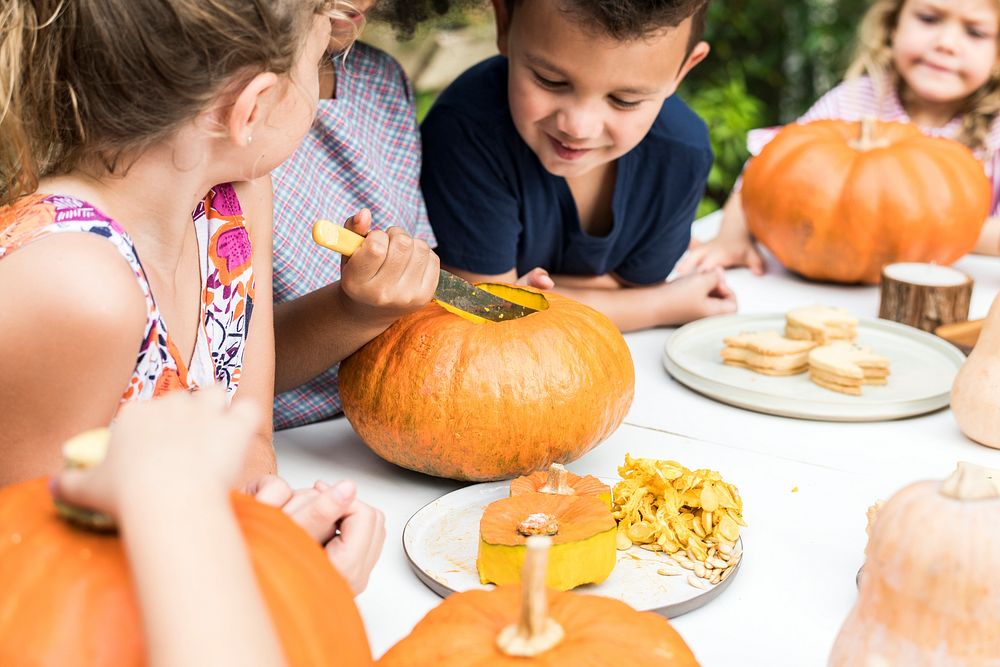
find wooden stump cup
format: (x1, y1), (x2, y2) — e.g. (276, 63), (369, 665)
(879, 262), (973, 333)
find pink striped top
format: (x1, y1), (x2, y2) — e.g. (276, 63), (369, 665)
(745, 75), (1000, 215)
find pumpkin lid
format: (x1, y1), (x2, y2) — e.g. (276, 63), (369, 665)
(481, 494), (614, 546)
(510, 464), (610, 500)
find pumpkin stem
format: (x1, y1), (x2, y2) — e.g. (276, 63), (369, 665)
(496, 536), (565, 657)
(940, 461), (1000, 500)
(539, 463), (575, 495)
(849, 116), (891, 151)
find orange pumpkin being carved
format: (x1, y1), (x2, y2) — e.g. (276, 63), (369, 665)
(0, 479), (373, 667)
(742, 119), (990, 284)
(339, 284), (634, 481)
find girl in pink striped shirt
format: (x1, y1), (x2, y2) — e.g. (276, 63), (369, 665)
(681, 0), (1000, 275)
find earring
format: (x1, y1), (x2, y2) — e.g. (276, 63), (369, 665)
(246, 135), (253, 145)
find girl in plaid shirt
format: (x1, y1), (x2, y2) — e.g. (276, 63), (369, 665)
(680, 0), (1000, 275)
(271, 1), (481, 430)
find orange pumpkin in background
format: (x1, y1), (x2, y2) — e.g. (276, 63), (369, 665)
(0, 479), (373, 667)
(742, 119), (990, 284)
(339, 284), (634, 481)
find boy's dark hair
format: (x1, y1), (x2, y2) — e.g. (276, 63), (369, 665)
(505, 0), (709, 54)
(372, 1), (485, 39)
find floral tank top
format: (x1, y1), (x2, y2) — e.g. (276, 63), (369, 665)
(0, 184), (254, 403)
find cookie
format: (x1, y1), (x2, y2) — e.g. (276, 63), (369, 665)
(786, 306), (858, 343)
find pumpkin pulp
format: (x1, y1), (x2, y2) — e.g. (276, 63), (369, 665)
(478, 493), (616, 590)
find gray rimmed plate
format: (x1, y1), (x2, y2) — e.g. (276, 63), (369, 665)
(663, 313), (965, 422)
(402, 479), (743, 618)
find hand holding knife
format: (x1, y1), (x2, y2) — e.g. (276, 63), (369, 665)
(312, 220), (536, 322)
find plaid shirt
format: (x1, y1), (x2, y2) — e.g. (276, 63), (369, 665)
(272, 43), (434, 430)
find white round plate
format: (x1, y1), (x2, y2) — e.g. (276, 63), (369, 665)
(662, 313), (965, 422)
(402, 480), (743, 618)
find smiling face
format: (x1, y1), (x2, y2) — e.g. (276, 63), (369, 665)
(892, 0), (1000, 107)
(498, 0), (708, 179)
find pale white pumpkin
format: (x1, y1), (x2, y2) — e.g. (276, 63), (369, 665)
(952, 293), (1000, 449)
(829, 462), (1000, 666)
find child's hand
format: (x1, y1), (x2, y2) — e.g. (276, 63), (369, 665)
(339, 208), (440, 323)
(314, 480), (385, 595)
(676, 233), (765, 276)
(54, 388), (260, 517)
(661, 267), (738, 325)
(250, 477), (386, 595)
(516, 267), (555, 290)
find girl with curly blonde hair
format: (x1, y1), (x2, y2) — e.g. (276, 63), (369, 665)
(681, 0), (1000, 275)
(271, 0), (500, 430)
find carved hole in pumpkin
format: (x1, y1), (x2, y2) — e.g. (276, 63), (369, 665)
(517, 513), (560, 537)
(437, 284), (550, 324)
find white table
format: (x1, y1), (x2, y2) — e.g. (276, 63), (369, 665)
(275, 214), (1000, 665)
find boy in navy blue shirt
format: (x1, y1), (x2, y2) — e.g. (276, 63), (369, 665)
(421, 0), (737, 331)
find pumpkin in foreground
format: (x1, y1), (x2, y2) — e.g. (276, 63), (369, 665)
(380, 536), (699, 666)
(828, 462), (1000, 665)
(0, 478), (373, 666)
(340, 284), (635, 481)
(742, 119), (990, 284)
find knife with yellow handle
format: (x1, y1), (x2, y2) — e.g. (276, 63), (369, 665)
(311, 219), (537, 322)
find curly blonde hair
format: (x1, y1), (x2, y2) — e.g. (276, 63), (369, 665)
(846, 0), (1000, 150)
(0, 0), (357, 207)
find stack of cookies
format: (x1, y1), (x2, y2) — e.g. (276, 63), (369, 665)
(718, 305), (892, 396)
(785, 306), (858, 343)
(721, 331), (818, 376)
(808, 341), (891, 396)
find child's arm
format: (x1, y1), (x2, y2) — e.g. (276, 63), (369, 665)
(445, 264), (737, 332)
(272, 208), (439, 394)
(234, 178), (279, 483)
(0, 234), (148, 486)
(233, 182), (388, 593)
(674, 191), (765, 275)
(54, 391), (286, 667)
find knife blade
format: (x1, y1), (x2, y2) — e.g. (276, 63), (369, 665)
(311, 220), (537, 322)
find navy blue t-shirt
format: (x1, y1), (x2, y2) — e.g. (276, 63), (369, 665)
(420, 56), (713, 285)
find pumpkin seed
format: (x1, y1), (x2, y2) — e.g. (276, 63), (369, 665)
(687, 574), (710, 590)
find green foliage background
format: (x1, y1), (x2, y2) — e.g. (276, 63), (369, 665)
(681, 0), (872, 213)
